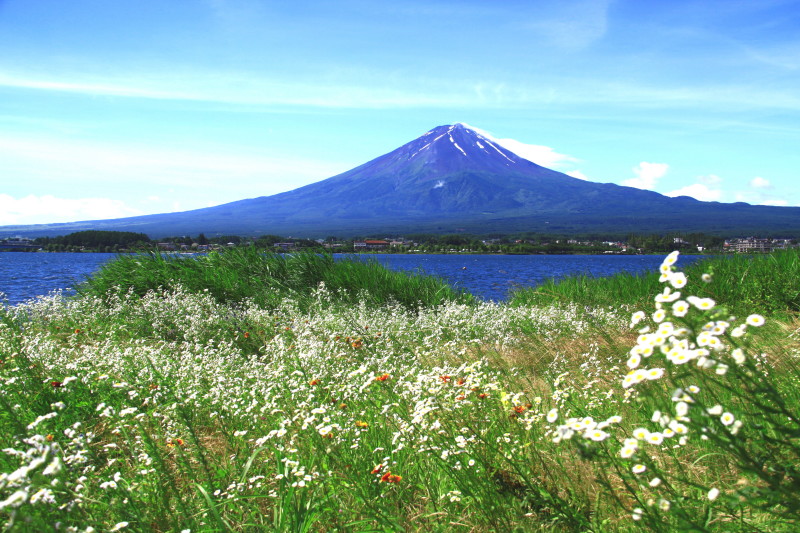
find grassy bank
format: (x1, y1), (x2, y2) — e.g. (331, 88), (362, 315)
(510, 248), (800, 318)
(1, 250), (799, 531)
(78, 248), (473, 311)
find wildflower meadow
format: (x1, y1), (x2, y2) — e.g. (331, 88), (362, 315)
(1, 249), (799, 531)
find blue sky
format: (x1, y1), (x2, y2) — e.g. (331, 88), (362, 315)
(1, 0), (799, 226)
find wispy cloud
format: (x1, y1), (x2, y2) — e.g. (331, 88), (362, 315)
(4, 65), (800, 113)
(0, 136), (347, 220)
(0, 70), (475, 109)
(523, 0), (613, 50)
(0, 194), (141, 225)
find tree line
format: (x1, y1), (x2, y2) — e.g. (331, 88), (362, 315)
(34, 231), (151, 252)
(24, 230), (781, 254)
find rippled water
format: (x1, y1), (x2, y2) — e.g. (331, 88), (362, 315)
(0, 253), (118, 306)
(0, 252), (704, 306)
(364, 253), (702, 301)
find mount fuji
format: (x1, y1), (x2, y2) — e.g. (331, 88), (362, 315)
(3, 123), (800, 238)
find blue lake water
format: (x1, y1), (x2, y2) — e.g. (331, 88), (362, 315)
(0, 252), (704, 306)
(362, 254), (703, 301)
(0, 252), (119, 306)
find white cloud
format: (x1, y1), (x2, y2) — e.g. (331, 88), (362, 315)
(749, 176), (772, 189)
(761, 199), (789, 206)
(566, 170), (589, 180)
(0, 194), (142, 226)
(621, 162), (669, 190)
(666, 184), (723, 202)
(496, 139), (578, 168)
(734, 191), (793, 207)
(459, 123), (578, 168)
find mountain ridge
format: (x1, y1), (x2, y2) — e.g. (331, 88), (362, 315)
(2, 124), (799, 238)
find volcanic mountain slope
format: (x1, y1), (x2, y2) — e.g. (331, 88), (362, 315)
(3, 123), (800, 238)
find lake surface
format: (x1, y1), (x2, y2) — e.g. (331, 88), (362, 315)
(362, 254), (703, 301)
(0, 252), (119, 306)
(0, 252), (705, 306)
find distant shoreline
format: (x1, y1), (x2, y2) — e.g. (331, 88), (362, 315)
(0, 248), (718, 257)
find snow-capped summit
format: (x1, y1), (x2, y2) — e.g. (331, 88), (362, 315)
(3, 123), (798, 238)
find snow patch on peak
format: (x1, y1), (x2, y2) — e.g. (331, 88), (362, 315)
(409, 142), (432, 159)
(483, 140), (516, 164)
(449, 134), (468, 157)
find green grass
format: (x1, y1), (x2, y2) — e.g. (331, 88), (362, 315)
(1, 249), (799, 531)
(509, 248), (800, 319)
(78, 247), (473, 311)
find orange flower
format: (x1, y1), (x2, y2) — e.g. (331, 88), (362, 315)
(309, 379), (321, 386)
(46, 434), (54, 442)
(456, 378), (466, 386)
(380, 471), (402, 483)
(167, 438), (185, 447)
(355, 420), (369, 428)
(51, 380), (63, 388)
(243, 332), (250, 339)
(371, 464), (383, 474)
(375, 373), (389, 382)
(513, 405), (526, 414)
(148, 383), (159, 390)
(439, 375), (451, 383)
(455, 395), (465, 401)
(74, 329), (81, 334)
(478, 393), (489, 399)
(351, 339), (363, 348)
